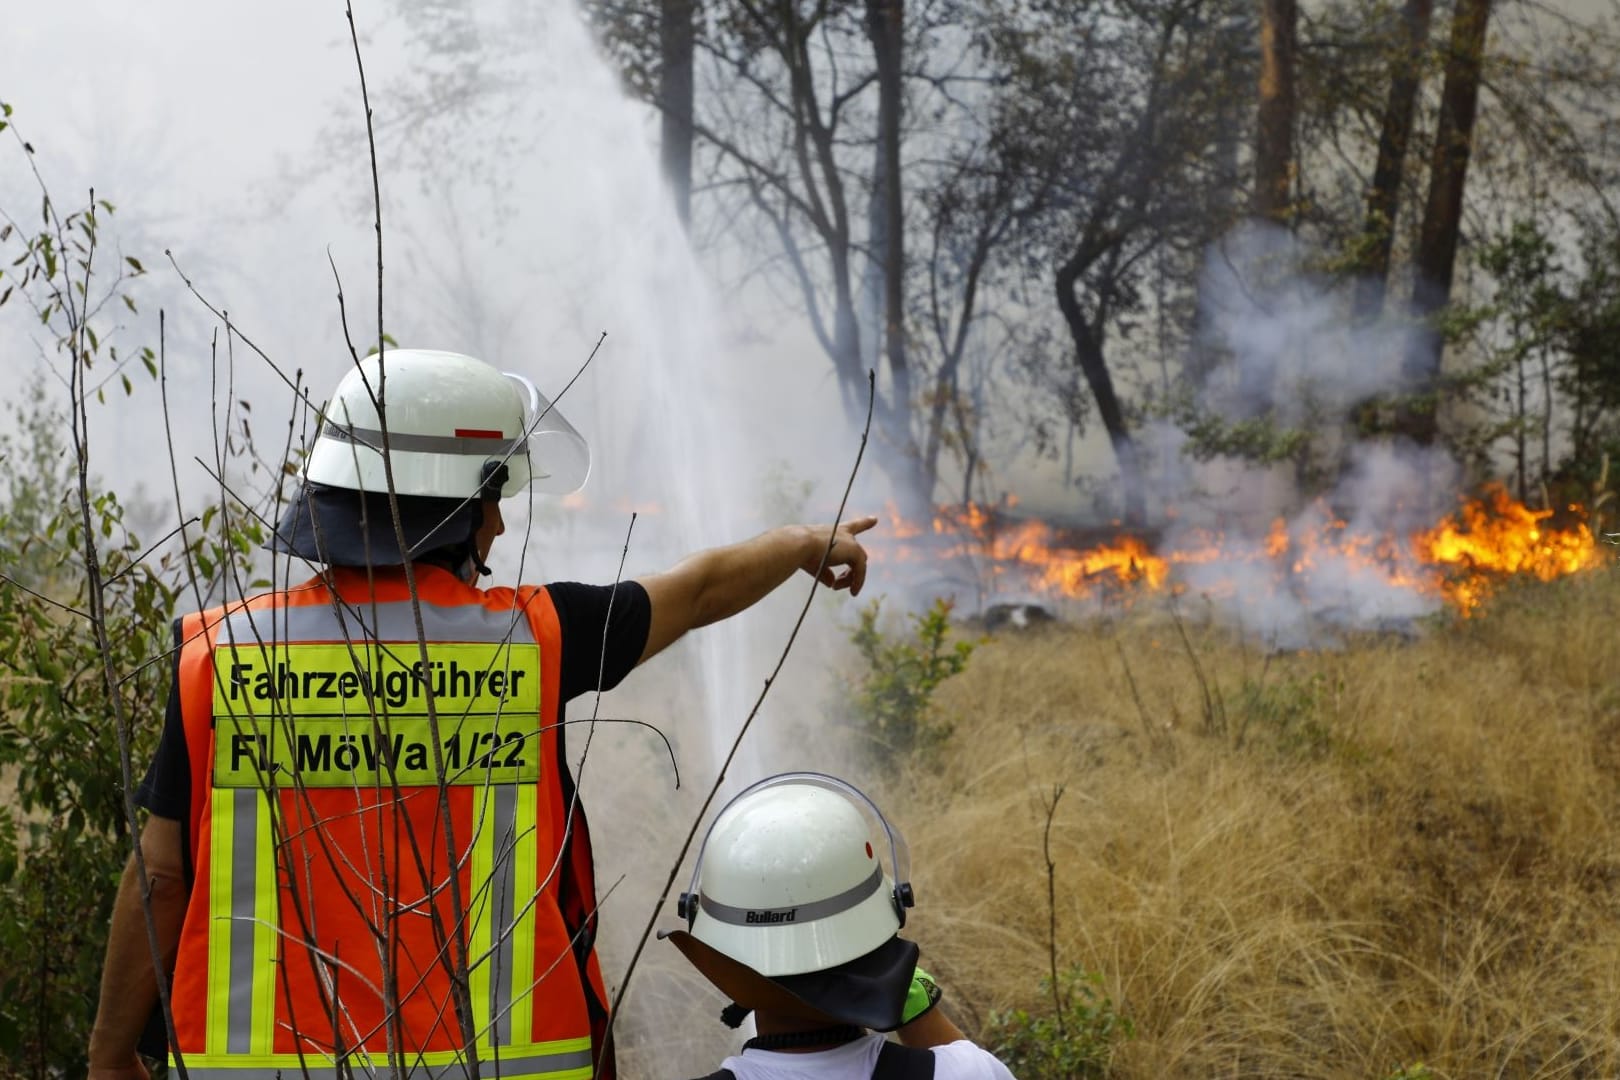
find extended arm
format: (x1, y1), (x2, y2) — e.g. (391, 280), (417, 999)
(88, 815), (190, 1080)
(636, 516), (877, 664)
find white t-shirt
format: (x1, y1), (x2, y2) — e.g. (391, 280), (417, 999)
(712, 1033), (1016, 1080)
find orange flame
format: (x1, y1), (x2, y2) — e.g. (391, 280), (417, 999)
(989, 521), (1168, 593)
(1413, 486), (1600, 612)
(879, 485), (1603, 617)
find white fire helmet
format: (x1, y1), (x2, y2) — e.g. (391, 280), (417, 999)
(676, 773), (916, 978)
(304, 349), (590, 499)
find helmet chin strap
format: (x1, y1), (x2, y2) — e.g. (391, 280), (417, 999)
(454, 549), (492, 584)
(459, 460), (508, 582)
(459, 497), (495, 583)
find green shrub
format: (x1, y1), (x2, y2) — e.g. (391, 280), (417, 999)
(0, 384), (180, 1076)
(0, 115), (262, 1075)
(0, 824), (127, 1073)
(848, 597), (975, 764)
(1232, 673), (1336, 758)
(1385, 1063), (1436, 1080)
(987, 967), (1135, 1080)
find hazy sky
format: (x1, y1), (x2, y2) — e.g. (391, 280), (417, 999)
(2, 1), (877, 582)
(8, 0), (1620, 518)
(2, 19), (848, 1061)
(1, 0), (862, 787)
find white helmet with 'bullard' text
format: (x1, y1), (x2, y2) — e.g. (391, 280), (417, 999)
(663, 773), (920, 1032)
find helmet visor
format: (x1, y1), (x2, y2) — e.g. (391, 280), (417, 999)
(504, 372), (590, 496)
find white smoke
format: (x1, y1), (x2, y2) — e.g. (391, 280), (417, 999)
(1158, 224), (1472, 646)
(862, 221), (1486, 647)
(2, 4), (859, 1071)
(1197, 222), (1416, 423)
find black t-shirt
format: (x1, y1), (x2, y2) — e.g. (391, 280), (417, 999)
(135, 579), (652, 823)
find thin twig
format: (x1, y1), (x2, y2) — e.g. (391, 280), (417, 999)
(595, 369), (876, 1076)
(1169, 598), (1221, 735)
(164, 249), (316, 413)
(1039, 783), (1067, 1036)
(410, 329), (611, 549)
(49, 185), (191, 1078)
(101, 516), (200, 588)
(343, 0), (482, 1065)
(0, 571), (91, 621)
(580, 513), (641, 779)
(1116, 638), (1173, 762)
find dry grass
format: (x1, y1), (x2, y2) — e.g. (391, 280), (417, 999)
(885, 567), (1620, 1079)
(11, 565), (1611, 1078)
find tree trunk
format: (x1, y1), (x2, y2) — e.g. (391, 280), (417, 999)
(957, 373), (986, 508)
(921, 209), (997, 502)
(1539, 342), (1552, 496)
(1515, 341), (1527, 500)
(831, 265), (865, 422)
(866, 0), (920, 499)
(1254, 0), (1299, 224)
(1351, 0), (1435, 325)
(1187, 18), (1251, 387)
(921, 360), (958, 500)
(1056, 260), (1146, 526)
(659, 0), (696, 228)
(1404, 0), (1493, 444)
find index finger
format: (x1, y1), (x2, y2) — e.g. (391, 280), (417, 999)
(843, 514), (880, 536)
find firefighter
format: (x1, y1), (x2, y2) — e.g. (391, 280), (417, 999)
(663, 772), (1017, 1080)
(87, 350), (876, 1080)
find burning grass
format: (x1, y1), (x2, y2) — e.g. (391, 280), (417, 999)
(881, 485), (1605, 622)
(884, 564), (1620, 1078)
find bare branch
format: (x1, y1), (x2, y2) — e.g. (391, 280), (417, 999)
(596, 370), (877, 1076)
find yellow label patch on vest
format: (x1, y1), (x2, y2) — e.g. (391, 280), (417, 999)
(211, 643), (541, 788)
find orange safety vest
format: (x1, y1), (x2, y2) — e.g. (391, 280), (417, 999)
(167, 565), (613, 1080)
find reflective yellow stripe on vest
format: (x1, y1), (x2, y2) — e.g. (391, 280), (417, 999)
(192, 597), (566, 1067)
(206, 787), (278, 1056)
(509, 783), (539, 1047)
(200, 746), (553, 1057)
(180, 1037), (594, 1079)
(468, 779), (544, 1048)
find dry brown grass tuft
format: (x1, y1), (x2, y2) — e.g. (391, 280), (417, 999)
(886, 568), (1620, 1079)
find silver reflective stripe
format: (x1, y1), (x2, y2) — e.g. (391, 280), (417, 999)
(221, 599), (537, 648)
(322, 423), (527, 458)
(699, 867), (884, 927)
(182, 1047), (594, 1080)
(227, 789), (258, 1054)
(493, 784), (518, 1045)
(481, 1048), (594, 1078)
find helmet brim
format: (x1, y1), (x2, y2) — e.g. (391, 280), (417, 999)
(662, 929), (918, 1032)
(267, 482), (480, 567)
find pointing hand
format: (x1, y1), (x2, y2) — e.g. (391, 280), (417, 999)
(801, 515), (879, 596)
